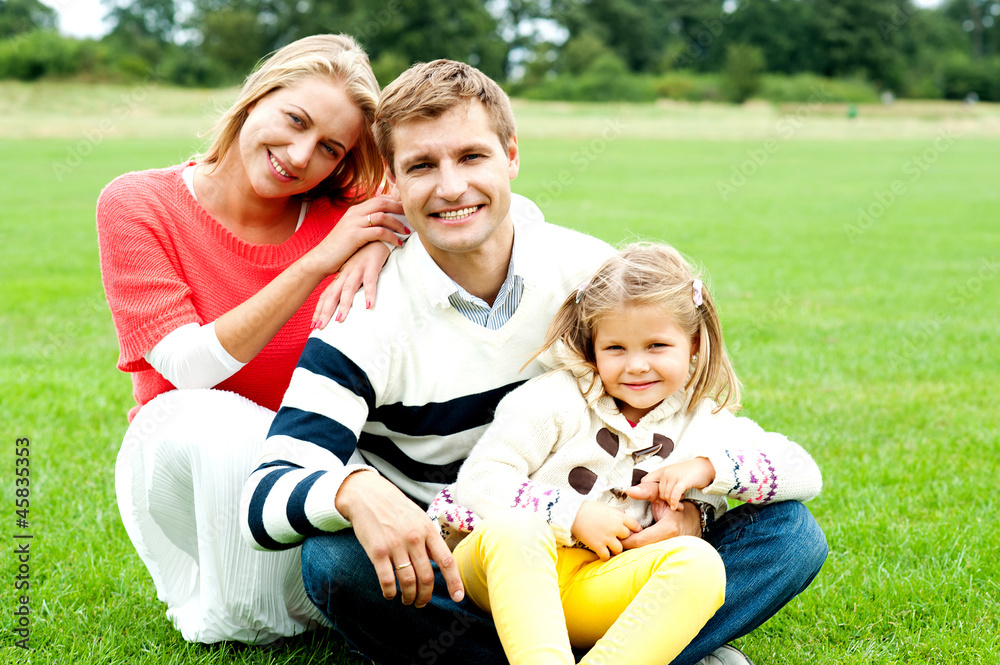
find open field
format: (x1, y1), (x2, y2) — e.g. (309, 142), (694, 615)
(1, 83), (998, 664)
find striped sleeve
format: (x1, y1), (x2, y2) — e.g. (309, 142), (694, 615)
(240, 336), (379, 551)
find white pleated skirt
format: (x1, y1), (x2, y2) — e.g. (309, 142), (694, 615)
(115, 389), (329, 645)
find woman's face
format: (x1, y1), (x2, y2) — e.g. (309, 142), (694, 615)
(237, 77), (365, 199)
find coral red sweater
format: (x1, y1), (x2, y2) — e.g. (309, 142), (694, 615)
(97, 163), (346, 422)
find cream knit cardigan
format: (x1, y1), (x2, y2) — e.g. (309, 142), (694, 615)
(430, 365), (822, 549)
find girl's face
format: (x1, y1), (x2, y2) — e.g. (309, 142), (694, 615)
(593, 305), (694, 423)
(237, 77), (365, 199)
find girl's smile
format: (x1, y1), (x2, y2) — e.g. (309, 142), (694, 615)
(593, 305), (694, 423)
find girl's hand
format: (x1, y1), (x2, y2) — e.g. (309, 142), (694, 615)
(571, 501), (641, 561)
(312, 240), (392, 329)
(300, 196), (407, 282)
(626, 457), (716, 511)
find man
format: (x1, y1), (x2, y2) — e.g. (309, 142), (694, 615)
(241, 59), (826, 665)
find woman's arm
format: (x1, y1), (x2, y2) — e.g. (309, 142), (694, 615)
(144, 321), (246, 389)
(214, 197), (406, 363)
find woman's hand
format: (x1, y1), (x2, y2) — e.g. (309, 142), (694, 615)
(299, 196), (408, 283)
(312, 241), (392, 329)
(571, 501), (641, 561)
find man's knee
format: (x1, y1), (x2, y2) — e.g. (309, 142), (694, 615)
(783, 502), (827, 570)
(302, 532), (373, 614)
(766, 501), (828, 585)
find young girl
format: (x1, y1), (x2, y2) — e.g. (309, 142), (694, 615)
(428, 242), (823, 665)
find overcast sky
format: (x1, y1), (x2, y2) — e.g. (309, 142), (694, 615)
(42, 0), (947, 40)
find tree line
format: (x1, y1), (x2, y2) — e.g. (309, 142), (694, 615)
(1, 0), (998, 101)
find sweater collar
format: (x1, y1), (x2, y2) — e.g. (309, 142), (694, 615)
(410, 193), (536, 310)
(540, 342), (690, 430)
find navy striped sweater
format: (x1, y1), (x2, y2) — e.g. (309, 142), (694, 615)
(240, 210), (613, 550)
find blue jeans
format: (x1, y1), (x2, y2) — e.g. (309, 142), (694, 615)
(301, 500), (827, 665)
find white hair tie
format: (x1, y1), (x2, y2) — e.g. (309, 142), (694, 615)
(692, 279), (704, 307)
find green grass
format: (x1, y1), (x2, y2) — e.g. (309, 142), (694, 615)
(2, 85), (999, 663)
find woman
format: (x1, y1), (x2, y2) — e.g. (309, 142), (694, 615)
(96, 34), (406, 645)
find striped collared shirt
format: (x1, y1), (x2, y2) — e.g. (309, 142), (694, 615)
(447, 256), (524, 330)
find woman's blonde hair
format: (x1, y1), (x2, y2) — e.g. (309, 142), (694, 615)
(196, 34), (383, 202)
(538, 243), (741, 414)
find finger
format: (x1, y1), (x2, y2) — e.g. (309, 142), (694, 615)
(669, 484), (685, 511)
(360, 246), (389, 311)
(368, 226), (405, 247)
(371, 547), (399, 601)
(362, 267), (378, 311)
(621, 528), (652, 550)
(608, 537), (623, 557)
(625, 481), (656, 501)
(624, 514), (642, 533)
(402, 546), (437, 609)
(620, 531), (640, 550)
(427, 531), (465, 603)
(312, 273), (340, 329)
(595, 544), (611, 561)
(366, 211), (409, 236)
(393, 552), (419, 606)
(334, 272), (363, 323)
(373, 195), (405, 212)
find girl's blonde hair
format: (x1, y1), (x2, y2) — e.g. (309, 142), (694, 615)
(538, 243), (741, 414)
(196, 34), (383, 203)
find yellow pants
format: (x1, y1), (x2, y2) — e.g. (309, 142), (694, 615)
(453, 511), (726, 665)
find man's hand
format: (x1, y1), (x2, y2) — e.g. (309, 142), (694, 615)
(620, 499), (702, 549)
(571, 500), (641, 561)
(336, 471), (464, 608)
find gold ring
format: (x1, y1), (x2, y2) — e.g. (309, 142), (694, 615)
(367, 213), (372, 227)
(395, 561), (412, 570)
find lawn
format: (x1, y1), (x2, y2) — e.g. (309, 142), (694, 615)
(1, 83), (998, 664)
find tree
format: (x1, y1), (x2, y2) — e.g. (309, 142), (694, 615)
(810, 0), (912, 90)
(549, 0), (726, 73)
(0, 0), (56, 38)
(943, 0), (1000, 60)
(104, 0), (177, 45)
(723, 42), (765, 102)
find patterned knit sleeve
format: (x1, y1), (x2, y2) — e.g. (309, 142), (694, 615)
(96, 171), (200, 371)
(448, 374), (588, 547)
(687, 401), (823, 505)
(240, 335), (378, 551)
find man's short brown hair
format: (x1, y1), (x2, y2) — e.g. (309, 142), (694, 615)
(374, 59), (516, 174)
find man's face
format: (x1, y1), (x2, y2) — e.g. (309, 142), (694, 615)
(387, 101), (519, 264)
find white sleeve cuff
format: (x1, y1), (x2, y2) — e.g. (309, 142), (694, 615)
(144, 321), (247, 389)
(304, 465), (379, 532)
